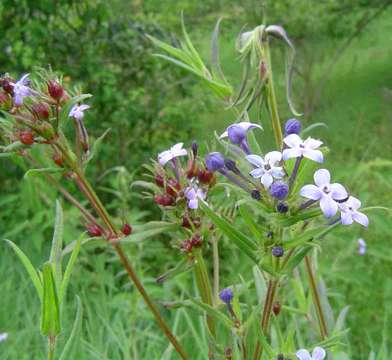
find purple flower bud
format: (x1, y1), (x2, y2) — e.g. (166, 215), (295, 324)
(227, 124), (246, 145)
(219, 287), (233, 304)
(272, 246), (284, 257)
(224, 158), (240, 175)
(269, 182), (289, 200)
(276, 202), (288, 213)
(251, 189), (262, 200)
(205, 152), (225, 172)
(191, 141), (198, 156)
(284, 118), (301, 135)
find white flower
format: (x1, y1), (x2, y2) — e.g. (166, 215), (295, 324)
(158, 142), (188, 166)
(300, 169), (348, 218)
(12, 74), (31, 106)
(0, 332), (8, 342)
(358, 238), (367, 255)
(339, 196), (369, 227)
(246, 151), (284, 189)
(184, 186), (206, 209)
(282, 134), (323, 163)
(69, 104), (90, 121)
(219, 121), (262, 141)
(296, 346), (326, 360)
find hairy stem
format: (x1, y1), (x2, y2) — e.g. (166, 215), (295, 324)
(304, 255), (328, 339)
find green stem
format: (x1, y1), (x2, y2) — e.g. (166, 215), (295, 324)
(304, 255), (328, 339)
(212, 235), (220, 305)
(264, 39), (283, 149)
(194, 250), (216, 338)
(47, 336), (56, 360)
(253, 279), (278, 360)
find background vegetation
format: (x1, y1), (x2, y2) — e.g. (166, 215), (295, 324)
(0, 0), (391, 359)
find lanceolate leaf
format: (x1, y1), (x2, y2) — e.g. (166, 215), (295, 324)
(5, 239), (43, 302)
(49, 200), (64, 288)
(41, 262), (61, 337)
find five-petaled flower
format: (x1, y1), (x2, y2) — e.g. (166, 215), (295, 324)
(69, 104), (90, 121)
(300, 169), (348, 218)
(158, 142), (188, 166)
(220, 121), (262, 154)
(12, 74), (31, 106)
(282, 134), (323, 163)
(246, 151), (284, 189)
(339, 196), (369, 227)
(296, 346), (326, 360)
(184, 186), (206, 209)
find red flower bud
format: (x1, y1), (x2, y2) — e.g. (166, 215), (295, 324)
(190, 234), (202, 248)
(19, 131), (34, 145)
(154, 194), (175, 206)
(86, 223), (103, 237)
(197, 169), (214, 184)
(182, 216), (201, 229)
(47, 80), (64, 100)
(155, 174), (164, 187)
(166, 178), (181, 197)
(181, 239), (193, 253)
(52, 153), (63, 166)
(272, 301), (281, 316)
(32, 102), (50, 120)
(121, 223), (132, 236)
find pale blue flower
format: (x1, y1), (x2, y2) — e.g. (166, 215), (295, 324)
(13, 74), (31, 106)
(158, 142), (187, 166)
(296, 346), (326, 360)
(69, 104), (90, 121)
(339, 196), (369, 227)
(283, 134), (323, 163)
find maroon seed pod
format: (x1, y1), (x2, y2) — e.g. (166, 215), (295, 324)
(190, 234), (202, 248)
(47, 80), (64, 100)
(182, 216), (191, 229)
(2, 78), (14, 95)
(197, 169), (214, 184)
(52, 153), (63, 166)
(86, 223), (103, 237)
(121, 223), (132, 236)
(181, 239), (193, 253)
(19, 131), (34, 146)
(32, 102), (50, 120)
(154, 194), (175, 206)
(272, 301), (281, 316)
(166, 178), (180, 197)
(155, 174), (164, 187)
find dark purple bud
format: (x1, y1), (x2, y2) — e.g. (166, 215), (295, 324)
(284, 118), (301, 135)
(251, 189), (262, 200)
(276, 354), (284, 360)
(219, 288), (233, 304)
(224, 158), (240, 175)
(269, 182), (289, 200)
(266, 231), (273, 239)
(276, 202), (288, 213)
(205, 152), (225, 172)
(191, 141), (198, 156)
(272, 246), (284, 257)
(227, 124), (246, 145)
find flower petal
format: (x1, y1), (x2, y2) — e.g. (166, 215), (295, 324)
(295, 349), (312, 360)
(271, 166), (284, 179)
(238, 121), (263, 132)
(304, 137), (323, 149)
(320, 195), (338, 218)
(260, 173), (273, 189)
(330, 183), (348, 200)
(158, 150), (173, 165)
(300, 185), (322, 200)
(284, 133), (302, 148)
(347, 196), (361, 210)
(312, 346), (326, 360)
(282, 148), (302, 160)
(184, 187), (196, 200)
(352, 211), (369, 227)
(314, 169), (330, 187)
(188, 198), (199, 209)
(341, 211), (353, 225)
(171, 142), (184, 152)
(246, 154), (264, 167)
(303, 149), (324, 163)
(264, 151), (282, 164)
(249, 168), (264, 178)
(219, 130), (228, 139)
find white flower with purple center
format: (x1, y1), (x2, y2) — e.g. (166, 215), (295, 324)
(282, 134), (324, 163)
(219, 121), (262, 154)
(12, 74), (31, 106)
(184, 186), (206, 209)
(296, 346), (326, 360)
(69, 104), (90, 121)
(339, 196), (369, 227)
(358, 238), (366, 255)
(158, 142), (188, 166)
(246, 151), (284, 189)
(300, 169), (348, 218)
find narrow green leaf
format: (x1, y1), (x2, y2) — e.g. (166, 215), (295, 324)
(59, 296), (83, 360)
(49, 200), (63, 288)
(85, 129), (111, 166)
(5, 239), (43, 302)
(41, 263), (61, 336)
(60, 235), (82, 304)
(238, 204), (263, 240)
(156, 258), (193, 284)
(24, 167), (64, 179)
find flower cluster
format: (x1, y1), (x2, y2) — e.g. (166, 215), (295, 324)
(206, 119), (368, 227)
